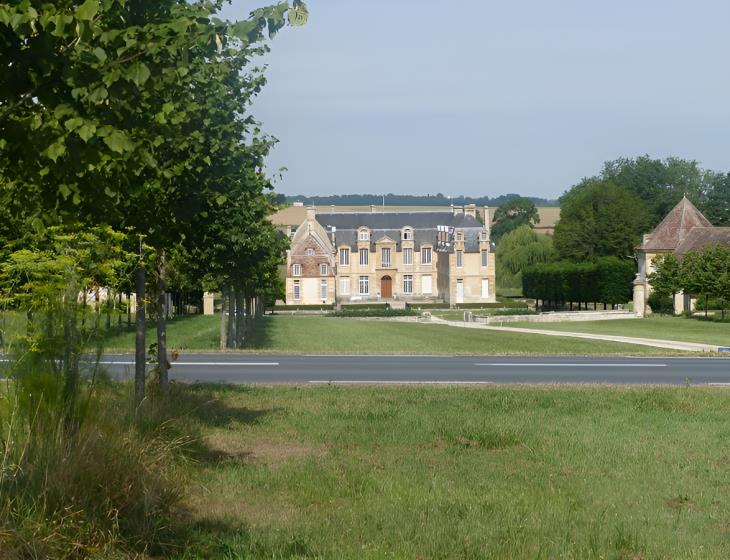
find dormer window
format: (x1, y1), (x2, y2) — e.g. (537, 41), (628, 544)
(402, 227), (413, 241)
(358, 228), (370, 242)
(480, 230), (488, 241)
(292, 264), (302, 277)
(306, 248), (315, 256)
(456, 231), (463, 241)
(320, 263), (328, 276)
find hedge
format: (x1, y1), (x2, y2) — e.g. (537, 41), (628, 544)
(332, 308), (417, 318)
(406, 302), (529, 310)
(273, 304), (335, 311)
(523, 257), (634, 306)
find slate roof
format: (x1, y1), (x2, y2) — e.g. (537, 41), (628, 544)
(316, 212), (485, 252)
(640, 196), (712, 251)
(674, 228), (730, 255)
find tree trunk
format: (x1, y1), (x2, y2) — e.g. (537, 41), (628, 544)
(156, 254), (169, 392)
(135, 267), (146, 405)
(118, 292), (123, 328)
(705, 295), (708, 318)
(105, 289), (112, 330)
(235, 288), (245, 347)
(219, 290), (227, 350)
(227, 286), (236, 348)
(127, 292), (132, 328)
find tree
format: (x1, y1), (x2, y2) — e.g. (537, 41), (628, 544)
(601, 156), (714, 224)
(647, 254), (683, 313)
(1, 1), (307, 399)
(491, 197), (539, 241)
(704, 173), (730, 226)
(553, 180), (651, 261)
(495, 225), (554, 294)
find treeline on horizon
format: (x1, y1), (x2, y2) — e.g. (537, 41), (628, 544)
(283, 193), (559, 207)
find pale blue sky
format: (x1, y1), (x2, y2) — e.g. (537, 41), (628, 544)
(222, 1), (730, 199)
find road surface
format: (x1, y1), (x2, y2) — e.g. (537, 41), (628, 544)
(97, 354), (730, 386)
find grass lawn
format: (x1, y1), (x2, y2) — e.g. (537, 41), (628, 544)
(171, 384), (730, 559)
(510, 315), (730, 346)
(102, 315), (680, 355)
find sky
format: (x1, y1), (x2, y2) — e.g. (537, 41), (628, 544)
(221, 1), (730, 199)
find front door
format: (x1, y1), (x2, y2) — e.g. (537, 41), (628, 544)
(456, 280), (464, 304)
(381, 275), (392, 298)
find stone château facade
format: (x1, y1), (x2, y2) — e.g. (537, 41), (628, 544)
(285, 205), (496, 306)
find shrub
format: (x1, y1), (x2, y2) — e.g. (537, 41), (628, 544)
(332, 308), (417, 318)
(647, 291), (674, 314)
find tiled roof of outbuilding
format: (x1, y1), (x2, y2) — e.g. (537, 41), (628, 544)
(674, 227), (730, 255)
(640, 196), (712, 251)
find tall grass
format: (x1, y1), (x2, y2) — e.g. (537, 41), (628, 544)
(0, 369), (190, 558)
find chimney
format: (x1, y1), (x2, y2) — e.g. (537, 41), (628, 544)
(483, 206), (490, 239)
(452, 205), (464, 216)
(465, 204), (477, 218)
(306, 205), (316, 221)
(330, 204), (335, 212)
(370, 204), (376, 213)
(293, 201), (304, 207)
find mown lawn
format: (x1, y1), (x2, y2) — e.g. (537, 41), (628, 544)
(101, 314), (680, 355)
(511, 315), (730, 346)
(172, 384), (730, 559)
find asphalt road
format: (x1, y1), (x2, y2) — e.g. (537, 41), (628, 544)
(98, 354), (730, 386)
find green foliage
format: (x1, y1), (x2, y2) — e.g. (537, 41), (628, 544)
(703, 173), (730, 226)
(332, 308), (418, 318)
(647, 291), (674, 314)
(554, 180), (650, 260)
(491, 197), (539, 240)
(496, 225), (555, 292)
(523, 258), (634, 305)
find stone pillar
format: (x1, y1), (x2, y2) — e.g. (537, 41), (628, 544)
(632, 275), (646, 317)
(203, 292), (215, 315)
(674, 292), (684, 316)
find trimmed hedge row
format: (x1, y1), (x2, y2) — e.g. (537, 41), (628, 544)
(407, 301), (529, 310)
(332, 308), (418, 318)
(523, 257), (634, 305)
(273, 304), (334, 311)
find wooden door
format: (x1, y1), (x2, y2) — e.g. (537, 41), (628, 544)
(381, 276), (392, 298)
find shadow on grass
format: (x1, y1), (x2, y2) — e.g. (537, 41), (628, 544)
(240, 315), (277, 351)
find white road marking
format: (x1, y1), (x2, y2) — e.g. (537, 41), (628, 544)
(308, 380), (494, 385)
(475, 363), (667, 368)
(98, 361), (279, 367)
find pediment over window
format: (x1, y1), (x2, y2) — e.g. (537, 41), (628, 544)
(375, 235), (396, 244)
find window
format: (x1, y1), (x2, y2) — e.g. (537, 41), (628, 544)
(456, 250), (463, 268)
(456, 231), (463, 241)
(359, 275), (369, 294)
(320, 280), (328, 300)
(306, 248), (315, 256)
(403, 274), (413, 294)
(402, 228), (413, 241)
(293, 280), (300, 300)
(403, 247), (413, 265)
(359, 229), (370, 241)
(421, 247), (432, 265)
(481, 249), (488, 268)
(340, 276), (350, 295)
(359, 248), (369, 266)
(381, 247), (391, 268)
(320, 263), (328, 276)
(422, 275), (432, 294)
(292, 263), (302, 277)
(339, 248), (350, 266)
(481, 279), (489, 298)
